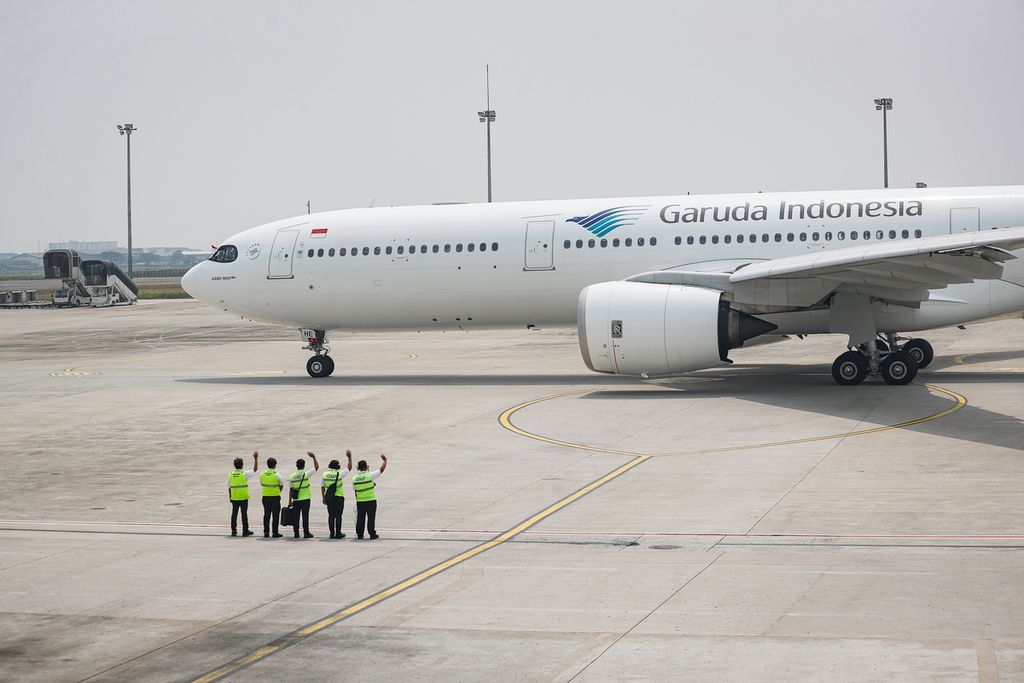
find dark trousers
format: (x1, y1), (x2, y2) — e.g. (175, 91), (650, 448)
(356, 500), (377, 538)
(293, 498), (311, 537)
(230, 499), (249, 533)
(326, 496), (345, 537)
(263, 496), (281, 535)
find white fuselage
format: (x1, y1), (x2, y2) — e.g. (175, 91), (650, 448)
(183, 186), (1024, 336)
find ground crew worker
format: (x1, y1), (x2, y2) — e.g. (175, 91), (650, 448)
(288, 451), (319, 538)
(227, 451), (259, 537)
(260, 454), (284, 538)
(352, 454), (387, 540)
(321, 450), (353, 539)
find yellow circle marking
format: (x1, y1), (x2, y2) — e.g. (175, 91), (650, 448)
(498, 382), (967, 457)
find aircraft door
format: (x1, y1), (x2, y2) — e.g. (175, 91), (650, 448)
(949, 207), (980, 233)
(524, 220), (555, 270)
(268, 229), (299, 279)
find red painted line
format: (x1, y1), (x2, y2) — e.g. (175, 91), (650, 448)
(1, 519), (1022, 540)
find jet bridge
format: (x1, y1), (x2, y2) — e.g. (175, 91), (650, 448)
(44, 249), (138, 307)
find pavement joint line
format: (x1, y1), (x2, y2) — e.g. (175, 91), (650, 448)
(497, 382), (967, 456)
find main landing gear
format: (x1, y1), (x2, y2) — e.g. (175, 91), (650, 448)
(302, 329), (335, 378)
(831, 334), (934, 386)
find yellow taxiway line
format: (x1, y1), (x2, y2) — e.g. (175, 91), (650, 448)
(193, 380), (965, 682)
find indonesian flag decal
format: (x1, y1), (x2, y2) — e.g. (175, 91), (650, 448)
(311, 227), (328, 239)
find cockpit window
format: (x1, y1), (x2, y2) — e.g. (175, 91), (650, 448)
(210, 245), (238, 263)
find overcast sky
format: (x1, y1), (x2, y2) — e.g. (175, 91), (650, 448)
(2, 0), (1023, 253)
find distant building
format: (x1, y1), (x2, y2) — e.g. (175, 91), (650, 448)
(48, 240), (119, 252)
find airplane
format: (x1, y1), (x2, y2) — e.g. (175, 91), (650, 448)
(182, 185), (1024, 385)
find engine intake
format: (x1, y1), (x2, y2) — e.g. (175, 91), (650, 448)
(577, 281), (777, 376)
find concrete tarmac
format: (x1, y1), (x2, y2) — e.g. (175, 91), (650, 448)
(0, 300), (1022, 682)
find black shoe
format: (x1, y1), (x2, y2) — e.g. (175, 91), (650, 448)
(231, 530), (238, 537)
(356, 536), (364, 540)
(294, 534), (300, 539)
(264, 532), (269, 538)
(369, 534), (379, 540)
(272, 533), (283, 538)
(242, 530), (254, 537)
(329, 533), (336, 539)
(304, 533), (314, 539)
(338, 533), (346, 539)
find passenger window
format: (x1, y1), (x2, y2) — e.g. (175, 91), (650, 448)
(824, 232), (832, 241)
(564, 240), (571, 249)
(612, 238), (620, 247)
(397, 246), (404, 255)
(308, 249), (315, 258)
(340, 248), (347, 256)
(711, 235), (719, 244)
(421, 245), (428, 254)
(850, 231), (858, 240)
(762, 234), (769, 242)
(737, 234), (744, 244)
(491, 242), (498, 251)
(650, 237), (657, 246)
(699, 236), (707, 245)
(724, 234), (731, 244)
(675, 236), (682, 245)
(774, 234), (782, 242)
(588, 239), (595, 248)
(625, 238), (633, 246)
(374, 246), (381, 255)
(444, 244), (451, 253)
(686, 236), (694, 245)
(385, 246), (392, 255)
(456, 244), (463, 252)
(863, 231), (870, 240)
(433, 245), (439, 253)
(786, 234), (794, 242)
(480, 242), (487, 251)
(811, 232), (819, 241)
(901, 230), (909, 238)
(468, 243), (475, 252)
(889, 230), (896, 239)
(316, 248), (324, 257)
(637, 237), (645, 246)
(328, 248), (335, 257)
(576, 239), (583, 248)
(838, 232), (845, 240)
(876, 230), (884, 240)
(799, 233), (807, 241)
(362, 247), (370, 255)
(600, 239), (608, 247)
(749, 234), (756, 243)
(914, 230), (922, 238)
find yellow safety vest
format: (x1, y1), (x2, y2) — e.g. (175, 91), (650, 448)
(322, 469), (344, 497)
(352, 471), (376, 502)
(260, 469), (281, 497)
(290, 471), (311, 501)
(228, 470), (249, 501)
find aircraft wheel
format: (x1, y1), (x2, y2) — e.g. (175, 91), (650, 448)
(880, 350), (918, 385)
(832, 351), (869, 386)
(306, 355), (334, 378)
(901, 338), (933, 369)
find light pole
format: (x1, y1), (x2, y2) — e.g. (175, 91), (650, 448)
(873, 98), (892, 188)
(117, 123), (137, 276)
(477, 65), (496, 202)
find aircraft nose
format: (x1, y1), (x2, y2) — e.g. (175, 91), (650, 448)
(181, 262), (204, 301)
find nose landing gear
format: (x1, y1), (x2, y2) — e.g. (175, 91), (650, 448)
(301, 329), (335, 378)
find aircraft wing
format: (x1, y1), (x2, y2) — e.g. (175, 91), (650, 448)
(627, 227), (1024, 309)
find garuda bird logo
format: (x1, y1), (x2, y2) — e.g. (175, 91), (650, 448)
(566, 205), (650, 237)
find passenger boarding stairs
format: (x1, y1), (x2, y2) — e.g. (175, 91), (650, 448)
(44, 249), (138, 307)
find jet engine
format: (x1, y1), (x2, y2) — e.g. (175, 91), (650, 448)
(577, 281), (777, 376)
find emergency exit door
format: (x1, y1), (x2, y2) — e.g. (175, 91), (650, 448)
(524, 220), (555, 270)
(949, 207), (980, 233)
(268, 229), (299, 279)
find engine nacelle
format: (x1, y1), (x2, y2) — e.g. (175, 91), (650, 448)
(577, 281), (777, 376)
